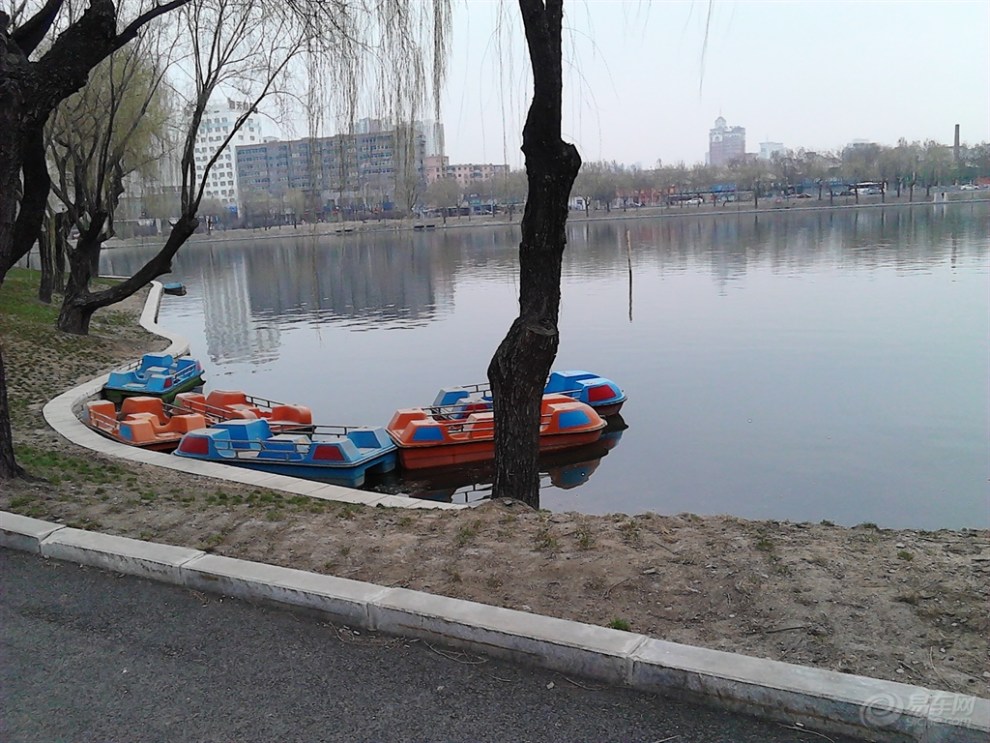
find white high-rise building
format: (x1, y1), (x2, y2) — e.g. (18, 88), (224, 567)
(759, 141), (785, 160)
(193, 98), (264, 213)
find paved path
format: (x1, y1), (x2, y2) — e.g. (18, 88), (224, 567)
(1, 550), (864, 743)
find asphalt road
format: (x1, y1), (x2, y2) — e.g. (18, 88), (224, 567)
(1, 549), (865, 742)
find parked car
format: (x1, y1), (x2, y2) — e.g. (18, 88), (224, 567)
(793, 193), (812, 199)
(960, 184), (979, 191)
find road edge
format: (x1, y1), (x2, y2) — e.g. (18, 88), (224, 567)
(3, 512), (986, 743)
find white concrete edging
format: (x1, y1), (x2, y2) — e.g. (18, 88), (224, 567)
(40, 280), (465, 511)
(3, 511), (986, 743)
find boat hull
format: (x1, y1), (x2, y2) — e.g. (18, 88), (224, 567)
(395, 429), (604, 470)
(87, 426), (184, 453)
(174, 419), (398, 487)
(192, 454), (397, 487)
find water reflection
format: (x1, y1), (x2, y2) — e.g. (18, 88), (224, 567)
(101, 205), (988, 364)
(101, 203), (989, 528)
(373, 418), (628, 505)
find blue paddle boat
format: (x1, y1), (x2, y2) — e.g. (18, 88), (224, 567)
(174, 418), (397, 486)
(103, 353), (205, 404)
(433, 370), (626, 417)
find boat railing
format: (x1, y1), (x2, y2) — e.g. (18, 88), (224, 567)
(204, 426), (375, 462)
(310, 423), (373, 439)
(421, 405), (566, 436)
(241, 393), (283, 411)
(165, 399), (230, 423)
(449, 381), (593, 405)
(87, 406), (119, 434)
(170, 396), (308, 426)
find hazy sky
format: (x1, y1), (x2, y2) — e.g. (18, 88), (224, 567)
(440, 0), (990, 168)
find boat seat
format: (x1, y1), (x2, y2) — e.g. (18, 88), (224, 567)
(121, 397), (168, 424)
(461, 413), (494, 439)
(170, 413), (208, 433)
(118, 417), (157, 444)
(257, 434), (310, 460)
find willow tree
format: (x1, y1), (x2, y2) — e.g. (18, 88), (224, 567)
(53, 0), (307, 334)
(487, 0), (581, 506)
(47, 27), (173, 329)
(0, 0), (449, 478)
(0, 0), (190, 479)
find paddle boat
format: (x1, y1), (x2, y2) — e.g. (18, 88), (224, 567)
(174, 418), (397, 486)
(174, 390), (312, 431)
(394, 422), (626, 503)
(386, 393), (606, 470)
(103, 353), (205, 404)
(85, 397), (209, 452)
(433, 370), (626, 418)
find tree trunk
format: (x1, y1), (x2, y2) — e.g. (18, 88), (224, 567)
(38, 210), (54, 303)
(487, 0), (581, 507)
(57, 215), (198, 335)
(53, 212), (68, 293)
(0, 346), (23, 479)
(0, 18), (27, 288)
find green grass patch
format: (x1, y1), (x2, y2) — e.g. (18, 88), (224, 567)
(454, 521), (480, 547)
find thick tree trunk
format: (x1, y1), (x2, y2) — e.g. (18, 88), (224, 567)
(487, 0), (580, 507)
(0, 16), (26, 288)
(57, 215), (198, 335)
(58, 227), (101, 334)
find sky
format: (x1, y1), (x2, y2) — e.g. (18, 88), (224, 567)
(439, 0), (990, 168)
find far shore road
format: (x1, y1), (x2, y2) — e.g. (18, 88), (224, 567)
(102, 190), (989, 250)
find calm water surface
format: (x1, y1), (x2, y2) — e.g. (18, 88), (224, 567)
(103, 204), (990, 528)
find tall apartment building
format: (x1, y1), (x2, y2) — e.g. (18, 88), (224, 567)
(193, 99), (265, 212)
(708, 116), (746, 167)
(236, 121), (426, 211)
(759, 141), (785, 160)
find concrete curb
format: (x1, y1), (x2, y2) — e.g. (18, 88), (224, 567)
(40, 281), (465, 511)
(3, 511), (986, 743)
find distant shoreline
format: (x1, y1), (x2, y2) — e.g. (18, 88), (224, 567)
(103, 192), (990, 250)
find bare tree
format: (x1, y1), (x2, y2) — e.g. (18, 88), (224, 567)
(487, 0), (581, 506)
(46, 23), (173, 323)
(0, 0), (450, 479)
(0, 0), (192, 479)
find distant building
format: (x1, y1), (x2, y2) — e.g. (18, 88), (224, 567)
(421, 156), (509, 188)
(235, 123), (426, 213)
(708, 116), (746, 167)
(193, 99), (265, 212)
(446, 162), (510, 189)
(423, 154), (449, 185)
(759, 141), (785, 160)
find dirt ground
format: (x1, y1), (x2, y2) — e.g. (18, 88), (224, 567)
(2, 286), (988, 699)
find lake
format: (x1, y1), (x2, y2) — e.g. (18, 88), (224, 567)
(101, 203), (990, 529)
